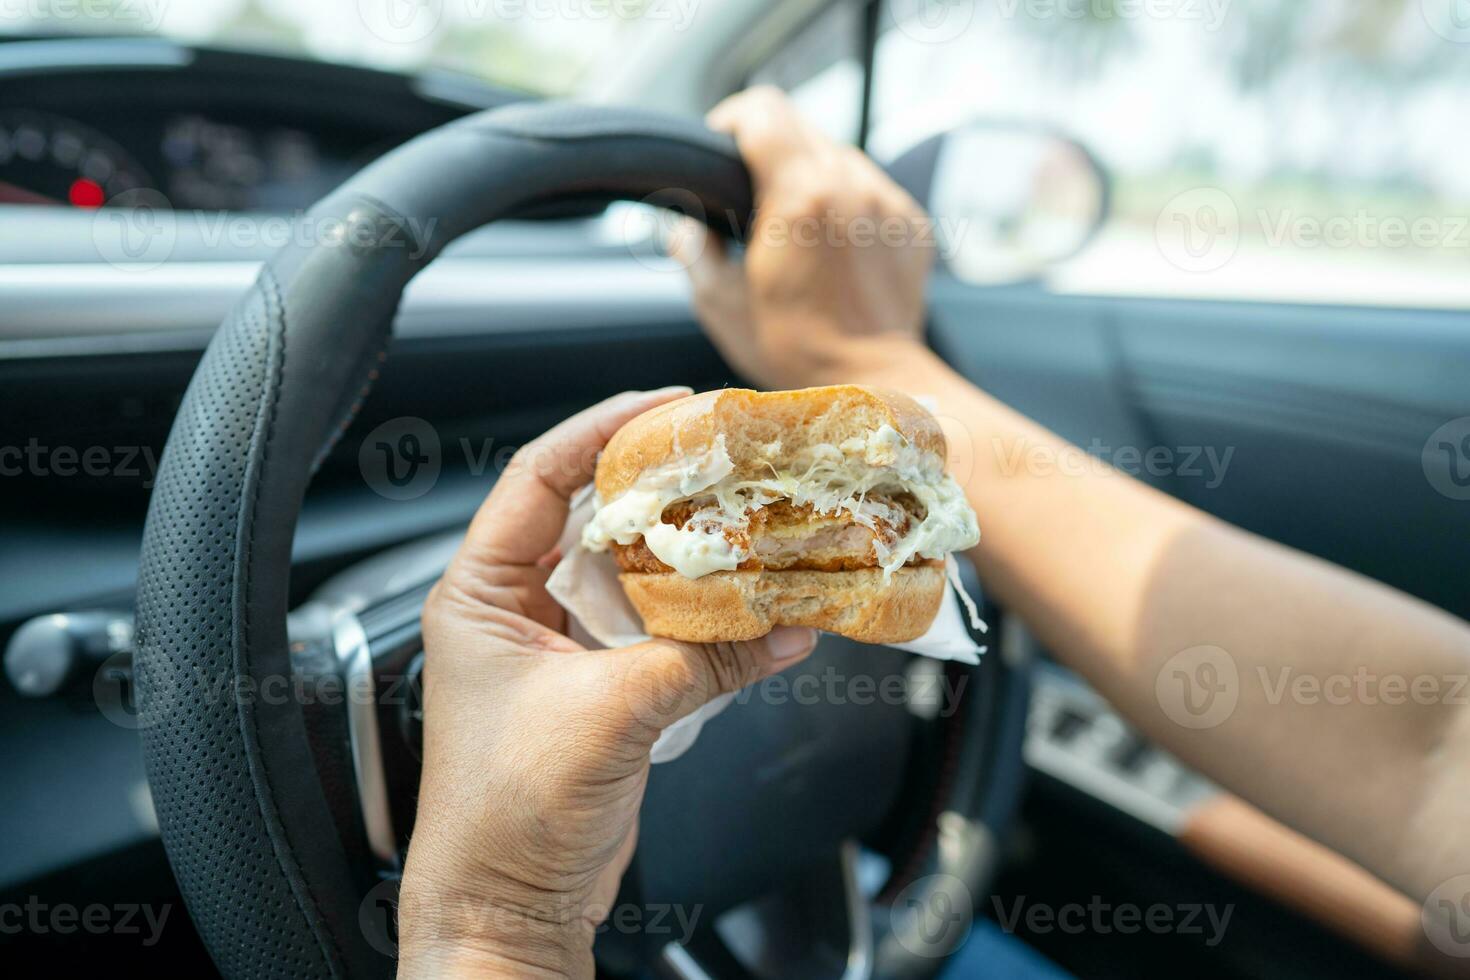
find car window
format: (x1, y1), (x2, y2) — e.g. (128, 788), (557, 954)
(747, 2), (865, 144)
(869, 0), (1470, 308)
(0, 0), (666, 96)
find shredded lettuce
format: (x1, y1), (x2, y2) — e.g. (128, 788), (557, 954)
(583, 426), (980, 579)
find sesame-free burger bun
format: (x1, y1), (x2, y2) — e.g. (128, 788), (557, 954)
(594, 385), (946, 501)
(619, 563), (946, 644)
(593, 386), (964, 644)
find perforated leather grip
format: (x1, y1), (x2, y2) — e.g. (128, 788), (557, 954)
(132, 103), (753, 980)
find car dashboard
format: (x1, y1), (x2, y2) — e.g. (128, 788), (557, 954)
(0, 37), (732, 923)
(5, 31), (1458, 980)
(0, 36), (506, 212)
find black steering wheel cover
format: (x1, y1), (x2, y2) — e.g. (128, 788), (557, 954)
(133, 103), (752, 980)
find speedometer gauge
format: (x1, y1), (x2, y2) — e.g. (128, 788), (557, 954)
(0, 110), (157, 208)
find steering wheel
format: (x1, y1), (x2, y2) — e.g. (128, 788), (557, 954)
(133, 103), (1024, 980)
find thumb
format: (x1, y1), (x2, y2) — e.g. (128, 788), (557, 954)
(669, 218), (753, 353)
(614, 626), (818, 738)
(667, 216), (731, 284)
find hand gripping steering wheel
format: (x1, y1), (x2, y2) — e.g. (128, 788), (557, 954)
(133, 103), (1021, 980)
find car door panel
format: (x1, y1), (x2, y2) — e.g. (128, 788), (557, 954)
(930, 281), (1470, 620)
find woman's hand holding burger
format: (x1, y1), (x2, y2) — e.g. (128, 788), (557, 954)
(400, 94), (969, 975)
(397, 388), (816, 980)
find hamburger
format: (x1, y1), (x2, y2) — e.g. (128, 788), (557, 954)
(581, 385), (980, 643)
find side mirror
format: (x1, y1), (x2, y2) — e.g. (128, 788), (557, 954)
(888, 121), (1110, 285)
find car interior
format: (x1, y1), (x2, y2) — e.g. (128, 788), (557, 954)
(2, 1), (1467, 978)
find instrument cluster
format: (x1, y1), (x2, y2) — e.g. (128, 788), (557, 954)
(0, 107), (374, 211)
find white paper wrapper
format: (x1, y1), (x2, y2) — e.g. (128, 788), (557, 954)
(546, 486), (986, 763)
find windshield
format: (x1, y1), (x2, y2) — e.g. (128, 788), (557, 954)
(0, 0), (678, 94)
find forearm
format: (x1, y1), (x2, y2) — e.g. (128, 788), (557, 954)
(846, 342), (1470, 898)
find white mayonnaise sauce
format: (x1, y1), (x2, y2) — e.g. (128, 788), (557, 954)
(582, 425), (980, 580)
(581, 437), (744, 578)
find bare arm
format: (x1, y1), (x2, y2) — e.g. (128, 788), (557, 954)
(683, 87), (1470, 903)
(842, 342), (1470, 901)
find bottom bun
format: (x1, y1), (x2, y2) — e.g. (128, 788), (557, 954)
(619, 563), (946, 644)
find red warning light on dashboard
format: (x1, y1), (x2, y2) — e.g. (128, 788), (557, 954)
(68, 177), (105, 209)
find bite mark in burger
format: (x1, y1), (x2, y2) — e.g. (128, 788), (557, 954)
(581, 386), (980, 644)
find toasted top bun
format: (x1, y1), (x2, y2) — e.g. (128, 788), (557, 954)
(594, 385), (946, 501)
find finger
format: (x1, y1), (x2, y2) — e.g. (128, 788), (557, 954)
(453, 387), (693, 573)
(666, 216), (723, 273)
(707, 84), (800, 138)
(669, 217), (734, 293)
(614, 626), (819, 738)
(707, 86), (817, 190)
(670, 222), (760, 382)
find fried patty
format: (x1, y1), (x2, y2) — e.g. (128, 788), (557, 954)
(611, 495), (923, 574)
